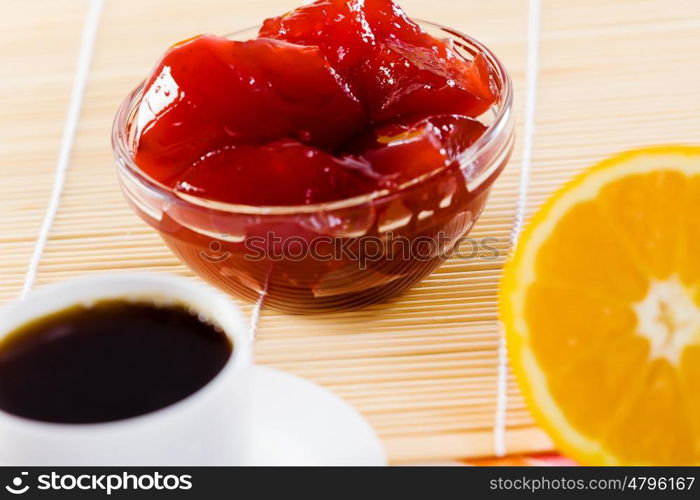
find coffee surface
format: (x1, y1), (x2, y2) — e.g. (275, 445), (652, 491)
(0, 300), (232, 423)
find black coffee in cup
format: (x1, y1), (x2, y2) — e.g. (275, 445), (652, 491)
(0, 300), (232, 423)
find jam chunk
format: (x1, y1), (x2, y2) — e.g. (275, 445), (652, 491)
(362, 41), (496, 120)
(134, 35), (364, 184)
(352, 115), (487, 187)
(260, 0), (497, 120)
(259, 0), (430, 70)
(175, 141), (378, 206)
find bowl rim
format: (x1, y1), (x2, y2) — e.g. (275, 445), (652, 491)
(112, 20), (513, 216)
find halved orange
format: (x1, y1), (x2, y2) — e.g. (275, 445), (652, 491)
(500, 145), (700, 465)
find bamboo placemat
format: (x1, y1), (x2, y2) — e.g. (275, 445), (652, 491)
(2, 0), (699, 463)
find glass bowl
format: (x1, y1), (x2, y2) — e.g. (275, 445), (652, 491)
(112, 22), (514, 313)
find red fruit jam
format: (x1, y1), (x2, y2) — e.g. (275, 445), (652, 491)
(117, 0), (513, 311)
(134, 35), (365, 184)
(261, 0), (496, 120)
(350, 115), (487, 188)
(175, 140), (377, 206)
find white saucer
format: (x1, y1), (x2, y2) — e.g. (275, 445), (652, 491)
(247, 365), (386, 466)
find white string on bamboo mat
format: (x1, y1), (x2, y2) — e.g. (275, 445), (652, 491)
(248, 266), (272, 341)
(249, 292), (266, 341)
(493, 0), (542, 457)
(20, 0), (104, 299)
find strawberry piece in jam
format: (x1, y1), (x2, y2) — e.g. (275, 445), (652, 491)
(134, 35), (364, 185)
(259, 0), (430, 71)
(174, 141), (378, 206)
(426, 114), (489, 160)
(260, 0), (373, 71)
(352, 115), (487, 187)
(362, 41), (496, 120)
(260, 0), (497, 120)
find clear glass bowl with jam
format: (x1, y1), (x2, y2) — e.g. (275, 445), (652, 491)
(112, 19), (514, 313)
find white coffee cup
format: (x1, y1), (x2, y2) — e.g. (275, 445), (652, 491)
(0, 273), (251, 465)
